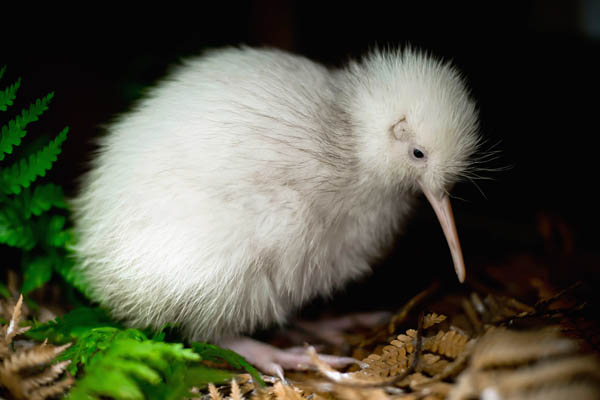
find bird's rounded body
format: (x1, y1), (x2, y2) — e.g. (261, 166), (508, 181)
(72, 47), (479, 342)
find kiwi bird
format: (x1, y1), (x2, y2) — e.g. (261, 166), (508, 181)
(71, 46), (480, 375)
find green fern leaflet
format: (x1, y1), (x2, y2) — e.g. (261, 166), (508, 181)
(0, 126), (68, 194)
(0, 92), (55, 161)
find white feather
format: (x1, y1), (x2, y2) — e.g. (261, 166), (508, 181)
(70, 46), (479, 341)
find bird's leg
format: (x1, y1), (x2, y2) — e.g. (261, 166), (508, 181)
(217, 336), (360, 380)
(292, 311), (392, 346)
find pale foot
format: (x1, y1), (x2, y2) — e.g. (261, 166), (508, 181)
(218, 336), (360, 380)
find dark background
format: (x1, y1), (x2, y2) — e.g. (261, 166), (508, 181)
(3, 1), (599, 310)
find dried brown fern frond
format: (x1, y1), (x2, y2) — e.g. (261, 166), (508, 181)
(418, 353), (450, 376)
(1, 295), (30, 347)
(0, 294), (74, 400)
(230, 379), (244, 400)
(331, 385), (396, 400)
(210, 280), (595, 400)
(470, 327), (576, 369)
(386, 283), (440, 335)
(291, 316), (462, 399)
(208, 382), (224, 400)
(482, 355), (600, 393)
(422, 313), (446, 329)
(211, 373), (315, 400)
(1, 295), (27, 360)
(504, 382), (600, 400)
(250, 380), (315, 400)
(349, 282), (439, 353)
(2, 344), (69, 379)
(357, 339), (410, 380)
(272, 381), (306, 400)
(0, 342), (74, 400)
(349, 315), (471, 388)
(449, 327), (600, 400)
(0, 273), (30, 322)
(423, 329), (470, 359)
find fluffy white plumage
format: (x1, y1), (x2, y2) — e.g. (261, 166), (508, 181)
(71, 46), (480, 343)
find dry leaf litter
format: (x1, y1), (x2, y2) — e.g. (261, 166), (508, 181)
(0, 294), (74, 400)
(195, 281), (600, 400)
(2, 229), (599, 400)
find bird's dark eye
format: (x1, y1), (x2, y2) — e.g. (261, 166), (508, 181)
(408, 146), (427, 161)
(413, 149), (425, 159)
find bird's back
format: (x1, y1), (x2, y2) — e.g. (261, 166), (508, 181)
(71, 47), (408, 341)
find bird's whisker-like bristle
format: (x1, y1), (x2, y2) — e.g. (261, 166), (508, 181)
(466, 176), (488, 200)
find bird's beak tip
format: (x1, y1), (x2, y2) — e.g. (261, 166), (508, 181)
(419, 184), (466, 284)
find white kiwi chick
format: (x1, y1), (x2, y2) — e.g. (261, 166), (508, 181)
(71, 46), (480, 376)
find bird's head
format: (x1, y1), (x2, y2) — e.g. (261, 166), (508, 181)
(341, 47), (481, 282)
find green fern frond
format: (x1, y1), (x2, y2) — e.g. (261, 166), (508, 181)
(59, 327), (148, 375)
(53, 252), (91, 296)
(0, 125), (68, 194)
(0, 92), (54, 161)
(192, 342), (265, 386)
(28, 309), (236, 399)
(0, 184), (68, 250)
(31, 183), (68, 213)
(0, 203), (36, 249)
(0, 71), (77, 325)
(67, 338), (203, 400)
(11, 183), (68, 219)
(33, 214), (71, 247)
(27, 307), (121, 344)
(21, 254), (54, 294)
(0, 77), (21, 111)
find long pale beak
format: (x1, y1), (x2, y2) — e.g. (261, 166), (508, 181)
(420, 184), (466, 283)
